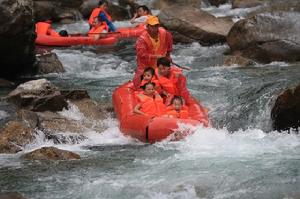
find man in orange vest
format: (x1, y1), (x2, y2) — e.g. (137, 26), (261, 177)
(88, 0), (116, 32)
(133, 15), (173, 89)
(35, 20), (68, 37)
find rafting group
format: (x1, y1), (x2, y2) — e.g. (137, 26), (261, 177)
(35, 0), (209, 142)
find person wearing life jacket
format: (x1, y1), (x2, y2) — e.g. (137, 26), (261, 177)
(134, 82), (166, 117)
(88, 0), (116, 32)
(165, 96), (189, 119)
(133, 15), (173, 89)
(139, 67), (161, 93)
(88, 16), (109, 39)
(35, 20), (68, 37)
(130, 5), (151, 26)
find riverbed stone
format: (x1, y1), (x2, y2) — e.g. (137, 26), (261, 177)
(271, 84), (300, 131)
(0, 121), (36, 153)
(227, 11), (300, 63)
(153, 0), (202, 9)
(223, 55), (255, 67)
(36, 52), (65, 75)
(159, 5), (234, 45)
(208, 0), (228, 7)
(7, 79), (68, 112)
(22, 146), (80, 160)
(232, 0), (265, 8)
(61, 89), (90, 100)
(0, 193), (27, 199)
(0, 0), (35, 79)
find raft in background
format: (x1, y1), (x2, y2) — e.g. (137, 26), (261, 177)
(35, 25), (146, 47)
(112, 82), (209, 143)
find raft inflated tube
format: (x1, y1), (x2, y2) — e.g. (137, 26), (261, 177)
(112, 82), (209, 143)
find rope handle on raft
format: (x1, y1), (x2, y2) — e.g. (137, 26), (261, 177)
(172, 62), (191, 70)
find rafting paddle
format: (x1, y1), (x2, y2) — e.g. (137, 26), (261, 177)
(172, 62), (191, 70)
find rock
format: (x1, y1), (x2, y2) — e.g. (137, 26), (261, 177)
(17, 110), (39, 129)
(22, 147), (80, 160)
(223, 55), (255, 67)
(0, 193), (27, 199)
(227, 12), (300, 63)
(71, 98), (107, 120)
(33, 0), (83, 23)
(7, 79), (68, 112)
(208, 0), (228, 7)
(271, 85), (300, 131)
(36, 52), (65, 75)
(0, 79), (14, 88)
(0, 121), (36, 153)
(61, 89), (90, 100)
(80, 0), (130, 20)
(232, 0), (265, 9)
(158, 5), (234, 45)
(153, 0), (202, 9)
(0, 0), (35, 79)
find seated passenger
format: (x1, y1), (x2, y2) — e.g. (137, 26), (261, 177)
(88, 0), (116, 32)
(165, 96), (189, 119)
(134, 82), (166, 117)
(88, 16), (108, 39)
(130, 5), (151, 26)
(36, 20), (68, 37)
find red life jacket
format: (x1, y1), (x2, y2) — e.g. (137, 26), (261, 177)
(140, 78), (161, 93)
(88, 23), (109, 37)
(88, 7), (112, 26)
(35, 22), (60, 37)
(136, 92), (166, 117)
(165, 105), (189, 119)
(155, 67), (182, 95)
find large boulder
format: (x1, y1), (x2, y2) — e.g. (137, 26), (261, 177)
(0, 193), (27, 199)
(271, 85), (300, 131)
(0, 0), (35, 79)
(158, 5), (234, 45)
(223, 55), (255, 67)
(227, 12), (300, 63)
(0, 121), (36, 153)
(36, 52), (65, 75)
(153, 0), (202, 9)
(22, 146), (80, 160)
(7, 79), (68, 112)
(33, 0), (83, 23)
(232, 0), (266, 9)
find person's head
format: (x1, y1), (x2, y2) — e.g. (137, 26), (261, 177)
(142, 67), (155, 81)
(171, 96), (184, 111)
(157, 57), (171, 76)
(59, 30), (68, 37)
(98, 0), (108, 10)
(140, 82), (156, 95)
(137, 5), (150, 17)
(146, 16), (160, 38)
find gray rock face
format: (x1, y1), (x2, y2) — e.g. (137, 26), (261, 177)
(271, 85), (300, 131)
(7, 79), (68, 112)
(159, 5), (234, 45)
(36, 52), (65, 75)
(232, 0), (265, 8)
(227, 12), (300, 63)
(0, 193), (27, 199)
(0, 0), (35, 79)
(22, 146), (80, 160)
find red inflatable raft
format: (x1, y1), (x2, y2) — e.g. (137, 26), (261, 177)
(117, 25), (146, 39)
(112, 82), (209, 143)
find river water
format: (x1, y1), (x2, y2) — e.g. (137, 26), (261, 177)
(1, 6), (300, 199)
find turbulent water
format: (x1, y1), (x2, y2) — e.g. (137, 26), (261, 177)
(1, 8), (300, 199)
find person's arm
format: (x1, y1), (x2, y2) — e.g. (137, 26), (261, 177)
(130, 13), (138, 24)
(177, 74), (192, 105)
(99, 12), (116, 32)
(133, 104), (147, 116)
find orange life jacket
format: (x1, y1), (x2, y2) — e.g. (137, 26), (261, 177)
(136, 92), (166, 117)
(165, 105), (189, 119)
(139, 27), (168, 68)
(140, 78), (162, 93)
(155, 67), (182, 95)
(35, 22), (60, 37)
(88, 23), (109, 37)
(88, 7), (112, 26)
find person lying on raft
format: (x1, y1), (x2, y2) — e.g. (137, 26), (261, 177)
(164, 96), (189, 119)
(130, 5), (151, 26)
(88, 16), (108, 39)
(35, 20), (68, 37)
(134, 82), (166, 117)
(88, 0), (116, 32)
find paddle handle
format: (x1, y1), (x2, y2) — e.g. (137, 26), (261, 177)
(172, 62), (191, 70)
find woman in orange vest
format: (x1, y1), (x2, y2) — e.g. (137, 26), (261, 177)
(165, 96), (189, 119)
(139, 67), (162, 93)
(36, 20), (69, 37)
(134, 82), (166, 117)
(88, 17), (109, 39)
(88, 0), (116, 32)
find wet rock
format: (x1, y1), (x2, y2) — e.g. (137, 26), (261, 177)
(0, 121), (36, 153)
(36, 52), (65, 75)
(232, 0), (265, 9)
(271, 84), (300, 131)
(0, 79), (14, 88)
(17, 110), (39, 129)
(7, 79), (68, 112)
(71, 98), (108, 120)
(208, 0), (228, 7)
(22, 146), (80, 160)
(61, 89), (90, 100)
(153, 0), (202, 9)
(34, 0), (83, 22)
(0, 193), (27, 199)
(0, 0), (35, 79)
(159, 5), (234, 45)
(80, 0), (130, 20)
(227, 12), (300, 63)
(223, 55), (255, 67)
